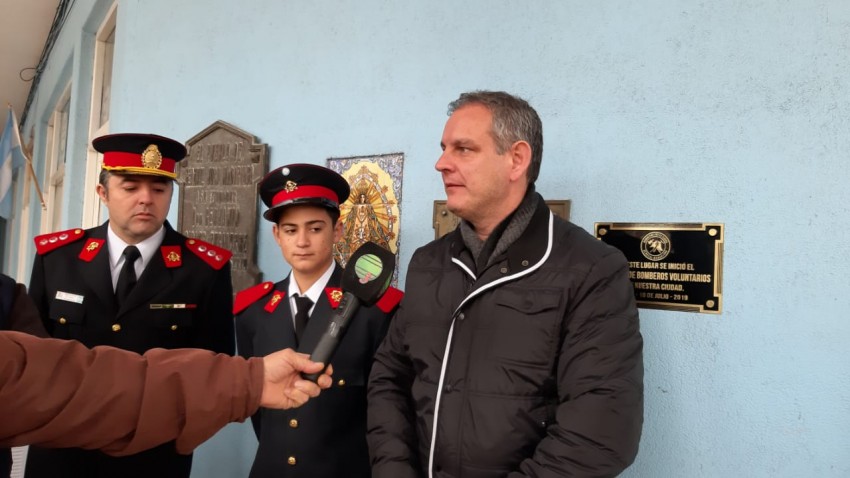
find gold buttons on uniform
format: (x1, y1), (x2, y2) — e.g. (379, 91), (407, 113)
(289, 419), (298, 428)
(171, 325), (178, 331)
(337, 379), (346, 387)
(58, 317), (67, 324)
(287, 456), (296, 466)
(112, 324), (122, 332)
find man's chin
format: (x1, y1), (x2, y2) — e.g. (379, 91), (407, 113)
(128, 225), (161, 241)
(445, 200), (464, 217)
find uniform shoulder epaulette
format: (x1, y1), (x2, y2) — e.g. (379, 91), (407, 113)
(375, 286), (404, 313)
(185, 238), (232, 270)
(233, 281), (275, 314)
(33, 228), (86, 255)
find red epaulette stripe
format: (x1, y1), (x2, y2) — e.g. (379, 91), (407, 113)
(233, 282), (275, 315)
(376, 286), (404, 313)
(185, 238), (232, 270)
(34, 228), (85, 255)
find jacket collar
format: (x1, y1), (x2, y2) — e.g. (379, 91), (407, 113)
(448, 194), (554, 315)
(449, 193), (551, 279)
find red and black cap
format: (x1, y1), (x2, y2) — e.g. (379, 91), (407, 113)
(93, 133), (187, 179)
(260, 163), (350, 222)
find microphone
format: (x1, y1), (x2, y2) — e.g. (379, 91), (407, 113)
(301, 241), (395, 382)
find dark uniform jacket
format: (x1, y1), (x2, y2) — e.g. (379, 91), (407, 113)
(368, 193), (644, 478)
(235, 264), (401, 478)
(24, 221), (234, 478)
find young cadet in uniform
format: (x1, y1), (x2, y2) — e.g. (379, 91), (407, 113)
(234, 163), (402, 478)
(25, 133), (235, 478)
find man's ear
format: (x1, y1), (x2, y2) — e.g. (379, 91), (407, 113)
(333, 217), (344, 243)
(508, 140), (532, 183)
(96, 183), (108, 203)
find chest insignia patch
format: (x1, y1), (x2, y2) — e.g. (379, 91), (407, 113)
(161, 245), (182, 268)
(264, 290), (285, 313)
(78, 238), (105, 262)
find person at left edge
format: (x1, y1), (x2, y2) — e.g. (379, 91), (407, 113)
(234, 163), (402, 477)
(24, 133), (235, 478)
(0, 274), (47, 478)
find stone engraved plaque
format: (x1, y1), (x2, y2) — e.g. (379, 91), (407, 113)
(177, 121), (268, 294)
(433, 200), (571, 239)
(595, 222), (724, 314)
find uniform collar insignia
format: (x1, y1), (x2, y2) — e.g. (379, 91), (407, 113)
(160, 245), (182, 268)
(264, 290), (285, 313)
(78, 238), (105, 262)
(325, 287), (343, 308)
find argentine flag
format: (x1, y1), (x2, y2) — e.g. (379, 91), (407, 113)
(0, 108), (26, 219)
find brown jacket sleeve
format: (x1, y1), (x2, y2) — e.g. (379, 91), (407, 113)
(0, 331), (263, 455)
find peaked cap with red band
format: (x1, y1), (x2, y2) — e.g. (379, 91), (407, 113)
(93, 133), (187, 179)
(259, 164), (350, 222)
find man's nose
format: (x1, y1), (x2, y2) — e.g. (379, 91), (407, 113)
(137, 185), (154, 204)
(295, 229), (310, 246)
(435, 151), (451, 172)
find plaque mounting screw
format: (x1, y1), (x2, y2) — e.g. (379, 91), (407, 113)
(598, 228), (607, 236)
(708, 228), (717, 237)
(706, 300), (715, 308)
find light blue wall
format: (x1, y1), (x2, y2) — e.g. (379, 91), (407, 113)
(15, 0), (850, 476)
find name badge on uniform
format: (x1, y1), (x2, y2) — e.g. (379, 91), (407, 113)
(149, 303), (197, 309)
(55, 291), (85, 304)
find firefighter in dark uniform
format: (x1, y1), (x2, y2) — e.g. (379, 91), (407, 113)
(24, 133), (235, 478)
(234, 164), (401, 477)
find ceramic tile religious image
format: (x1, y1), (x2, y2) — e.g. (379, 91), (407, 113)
(327, 153), (403, 286)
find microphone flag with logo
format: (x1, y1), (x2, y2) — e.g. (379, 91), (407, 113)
(302, 241), (395, 382)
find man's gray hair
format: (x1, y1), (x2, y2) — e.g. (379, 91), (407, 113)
(447, 91), (543, 185)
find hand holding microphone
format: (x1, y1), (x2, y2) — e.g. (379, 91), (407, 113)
(301, 242), (395, 382)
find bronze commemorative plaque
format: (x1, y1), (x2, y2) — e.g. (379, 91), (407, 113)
(595, 223), (724, 314)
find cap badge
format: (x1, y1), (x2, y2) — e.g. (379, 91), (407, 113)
(141, 144), (163, 169)
(284, 180), (298, 193)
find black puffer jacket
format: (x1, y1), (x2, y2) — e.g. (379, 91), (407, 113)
(368, 195), (643, 478)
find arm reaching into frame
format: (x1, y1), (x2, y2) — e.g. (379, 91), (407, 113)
(0, 331), (331, 455)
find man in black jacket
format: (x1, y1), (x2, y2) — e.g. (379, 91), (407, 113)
(368, 91), (644, 477)
(24, 133), (234, 478)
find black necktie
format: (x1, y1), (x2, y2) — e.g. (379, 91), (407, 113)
(293, 295), (313, 341)
(115, 246), (141, 306)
